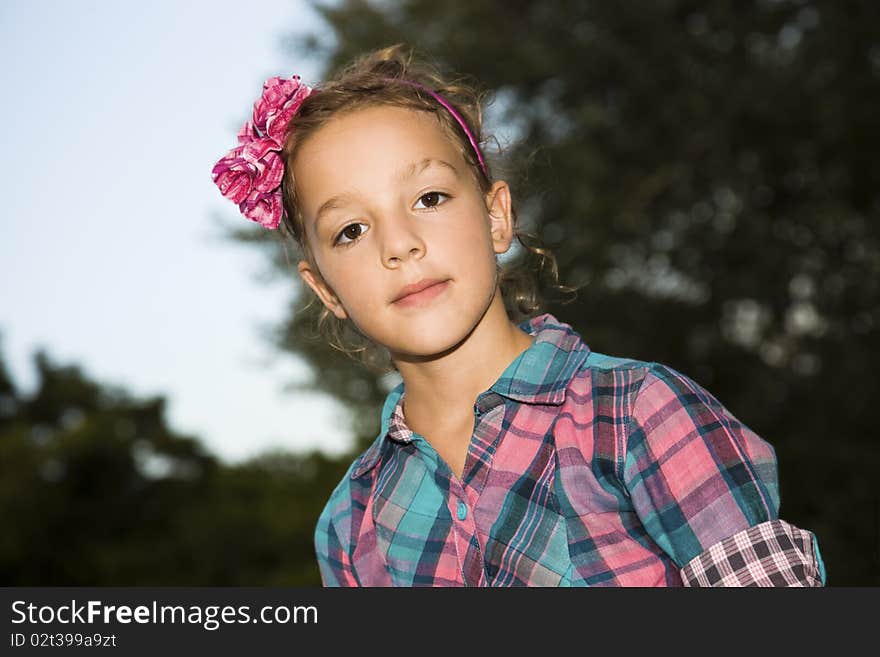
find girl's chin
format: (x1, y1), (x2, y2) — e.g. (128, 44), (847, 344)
(387, 328), (475, 361)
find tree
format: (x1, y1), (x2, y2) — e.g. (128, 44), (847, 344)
(224, 0), (879, 584)
(0, 335), (343, 585)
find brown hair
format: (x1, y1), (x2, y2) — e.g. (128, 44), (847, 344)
(278, 43), (576, 373)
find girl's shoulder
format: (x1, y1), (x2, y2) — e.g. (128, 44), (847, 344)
(582, 350), (651, 371)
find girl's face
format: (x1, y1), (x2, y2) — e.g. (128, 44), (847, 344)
(294, 104), (515, 359)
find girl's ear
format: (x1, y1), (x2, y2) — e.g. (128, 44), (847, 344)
(484, 180), (515, 255)
(297, 260), (348, 320)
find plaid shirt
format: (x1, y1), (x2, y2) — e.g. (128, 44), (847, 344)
(314, 313), (827, 586)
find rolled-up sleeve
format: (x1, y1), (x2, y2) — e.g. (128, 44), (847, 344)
(622, 363), (826, 587)
(680, 518), (825, 586)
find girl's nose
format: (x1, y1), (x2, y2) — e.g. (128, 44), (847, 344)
(380, 214), (426, 268)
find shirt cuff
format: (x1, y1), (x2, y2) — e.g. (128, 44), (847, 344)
(680, 519), (826, 587)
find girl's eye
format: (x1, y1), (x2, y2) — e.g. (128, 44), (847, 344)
(332, 192), (449, 246)
(414, 191), (450, 210)
(334, 222), (369, 246)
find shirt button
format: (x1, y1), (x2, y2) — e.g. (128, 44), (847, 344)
(456, 501), (468, 520)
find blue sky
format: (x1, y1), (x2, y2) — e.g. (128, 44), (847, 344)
(0, 0), (357, 462)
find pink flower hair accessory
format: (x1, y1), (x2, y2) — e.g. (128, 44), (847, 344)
(211, 75), (313, 230)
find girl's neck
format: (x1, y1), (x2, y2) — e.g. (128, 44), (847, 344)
(391, 288), (534, 426)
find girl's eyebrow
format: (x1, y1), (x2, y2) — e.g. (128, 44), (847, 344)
(398, 157), (460, 181)
(314, 193), (356, 228)
(314, 158), (460, 227)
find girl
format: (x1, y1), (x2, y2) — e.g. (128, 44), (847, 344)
(212, 44), (826, 587)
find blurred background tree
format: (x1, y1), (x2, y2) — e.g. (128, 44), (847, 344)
(2, 0), (876, 586)
(0, 337), (346, 586)
(232, 0), (879, 584)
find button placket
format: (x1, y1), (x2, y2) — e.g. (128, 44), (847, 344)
(449, 480), (473, 529)
(448, 479), (481, 585)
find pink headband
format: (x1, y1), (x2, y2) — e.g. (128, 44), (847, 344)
(383, 77), (488, 177)
(211, 74), (487, 230)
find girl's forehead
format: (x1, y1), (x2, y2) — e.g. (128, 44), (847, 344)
(294, 105), (469, 202)
(297, 105), (463, 168)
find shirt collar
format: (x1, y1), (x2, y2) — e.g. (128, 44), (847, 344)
(351, 312), (591, 479)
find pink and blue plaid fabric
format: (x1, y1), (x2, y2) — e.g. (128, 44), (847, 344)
(314, 313), (826, 586)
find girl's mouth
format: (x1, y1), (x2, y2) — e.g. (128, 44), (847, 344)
(392, 280), (451, 308)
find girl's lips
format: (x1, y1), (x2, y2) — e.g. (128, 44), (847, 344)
(392, 280), (451, 308)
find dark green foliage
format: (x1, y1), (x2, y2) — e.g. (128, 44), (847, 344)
(0, 340), (347, 585)
(250, 0), (877, 583)
(4, 0), (876, 585)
